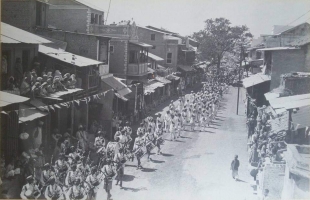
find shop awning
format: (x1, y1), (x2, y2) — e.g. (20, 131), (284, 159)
(264, 92), (280, 101)
(257, 47), (300, 51)
(1, 22), (51, 44)
(0, 91), (29, 108)
(242, 73), (271, 88)
(39, 45), (103, 67)
(144, 80), (165, 95)
(166, 74), (180, 81)
(19, 104), (48, 123)
(115, 92), (128, 101)
(129, 41), (152, 48)
(269, 93), (310, 111)
(147, 52), (164, 61)
(155, 76), (171, 84)
(178, 65), (194, 72)
(291, 105), (310, 129)
(30, 99), (48, 112)
(101, 75), (132, 97)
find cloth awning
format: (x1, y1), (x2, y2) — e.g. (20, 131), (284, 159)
(166, 74), (180, 81)
(144, 80), (165, 95)
(1, 22), (51, 44)
(291, 105), (310, 129)
(178, 65), (194, 72)
(129, 41), (152, 48)
(0, 91), (29, 108)
(101, 75), (132, 97)
(147, 52), (164, 61)
(242, 73), (271, 88)
(155, 76), (171, 84)
(148, 67), (155, 73)
(269, 93), (310, 112)
(39, 45), (103, 67)
(19, 104), (48, 123)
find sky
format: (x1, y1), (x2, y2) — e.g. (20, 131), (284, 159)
(89, 0), (310, 38)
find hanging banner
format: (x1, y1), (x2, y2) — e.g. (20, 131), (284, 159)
(270, 111), (289, 133)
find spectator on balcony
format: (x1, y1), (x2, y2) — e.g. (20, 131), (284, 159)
(7, 76), (18, 91)
(20, 77), (31, 97)
(14, 58), (23, 86)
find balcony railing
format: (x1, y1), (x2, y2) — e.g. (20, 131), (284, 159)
(127, 63), (148, 76)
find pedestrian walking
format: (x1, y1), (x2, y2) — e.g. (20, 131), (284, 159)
(231, 155), (240, 181)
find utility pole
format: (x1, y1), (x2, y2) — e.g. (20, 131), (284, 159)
(236, 45), (243, 115)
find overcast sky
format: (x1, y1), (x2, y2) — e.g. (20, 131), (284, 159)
(91, 0), (310, 38)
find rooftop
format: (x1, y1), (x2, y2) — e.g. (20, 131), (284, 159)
(1, 22), (51, 44)
(39, 45), (103, 67)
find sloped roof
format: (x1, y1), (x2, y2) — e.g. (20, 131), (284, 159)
(73, 0), (105, 12)
(1, 22), (51, 44)
(0, 91), (29, 108)
(276, 22), (310, 36)
(242, 73), (271, 88)
(39, 45), (103, 67)
(268, 93), (310, 111)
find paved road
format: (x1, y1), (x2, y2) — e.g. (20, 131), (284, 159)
(97, 87), (257, 200)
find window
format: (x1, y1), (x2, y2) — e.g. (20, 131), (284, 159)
(167, 53), (172, 64)
(129, 51), (137, 63)
(95, 14), (98, 24)
(152, 45), (156, 49)
(109, 45), (114, 53)
(91, 13), (95, 24)
(256, 51), (262, 59)
(151, 34), (155, 41)
(99, 15), (103, 25)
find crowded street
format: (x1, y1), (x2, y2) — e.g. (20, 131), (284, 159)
(97, 86), (257, 200)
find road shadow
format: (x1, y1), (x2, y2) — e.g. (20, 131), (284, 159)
(180, 136), (192, 139)
(203, 130), (215, 134)
(141, 167), (157, 172)
(121, 186), (148, 192)
(208, 126), (218, 129)
(236, 179), (248, 183)
(125, 164), (137, 168)
(214, 118), (225, 121)
(161, 153), (174, 157)
(174, 140), (185, 143)
(122, 174), (135, 182)
(151, 159), (165, 164)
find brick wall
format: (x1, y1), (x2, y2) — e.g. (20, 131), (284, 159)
(137, 27), (178, 70)
(259, 163), (286, 199)
(46, 7), (88, 33)
(109, 40), (126, 75)
(35, 29), (99, 60)
(270, 49), (307, 89)
(2, 0), (36, 32)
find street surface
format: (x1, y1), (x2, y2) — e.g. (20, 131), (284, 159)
(97, 87), (257, 200)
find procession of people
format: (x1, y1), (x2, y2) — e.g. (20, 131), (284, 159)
(19, 75), (229, 200)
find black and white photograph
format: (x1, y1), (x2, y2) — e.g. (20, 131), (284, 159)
(0, 0), (310, 199)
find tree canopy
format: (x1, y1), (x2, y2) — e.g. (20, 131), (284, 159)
(192, 18), (253, 71)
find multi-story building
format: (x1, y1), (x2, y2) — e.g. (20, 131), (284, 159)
(2, 0), (104, 34)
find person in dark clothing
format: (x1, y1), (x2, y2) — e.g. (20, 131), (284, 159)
(231, 155), (240, 180)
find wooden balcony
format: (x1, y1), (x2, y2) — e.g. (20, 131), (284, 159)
(127, 63), (148, 76)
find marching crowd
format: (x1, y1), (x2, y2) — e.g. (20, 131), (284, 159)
(19, 77), (229, 200)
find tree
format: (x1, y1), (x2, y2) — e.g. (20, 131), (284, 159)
(192, 18), (253, 73)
